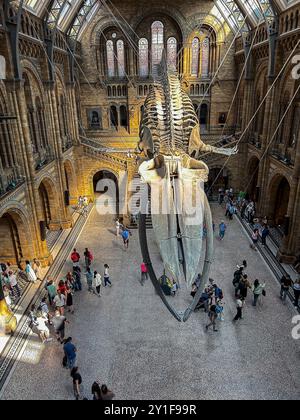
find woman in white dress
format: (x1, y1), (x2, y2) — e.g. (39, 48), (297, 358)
(25, 260), (37, 283)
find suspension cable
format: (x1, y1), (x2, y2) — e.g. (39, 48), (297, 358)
(207, 39), (300, 193)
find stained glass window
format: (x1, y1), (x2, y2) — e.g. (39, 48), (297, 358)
(191, 38), (200, 76)
(167, 37), (177, 70)
(139, 38), (149, 77)
(117, 40), (125, 78)
(152, 21), (164, 71)
(201, 37), (210, 77)
(106, 40), (115, 78)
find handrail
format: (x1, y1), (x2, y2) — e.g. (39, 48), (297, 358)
(236, 212), (299, 313)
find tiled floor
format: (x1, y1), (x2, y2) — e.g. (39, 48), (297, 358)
(1, 204), (300, 400)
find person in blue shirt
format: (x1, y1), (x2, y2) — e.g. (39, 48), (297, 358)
(85, 267), (93, 292)
(122, 228), (130, 249)
(63, 337), (77, 370)
(219, 221), (227, 240)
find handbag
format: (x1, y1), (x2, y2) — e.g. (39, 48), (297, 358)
(262, 289), (266, 297)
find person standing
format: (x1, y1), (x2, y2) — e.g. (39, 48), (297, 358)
(219, 221), (227, 240)
(84, 248), (93, 269)
(233, 266), (244, 297)
(46, 279), (56, 306)
(238, 274), (251, 300)
(64, 337), (77, 370)
(293, 279), (300, 308)
(116, 219), (121, 237)
(25, 260), (37, 283)
(261, 225), (270, 246)
(73, 266), (82, 291)
(233, 297), (244, 322)
(85, 267), (93, 292)
(8, 271), (21, 299)
(280, 275), (292, 301)
(141, 262), (148, 285)
(122, 228), (130, 249)
(92, 382), (102, 400)
(71, 367), (82, 400)
(252, 279), (265, 306)
(71, 249), (80, 268)
(54, 290), (66, 315)
(32, 258), (42, 281)
(65, 282), (74, 314)
(205, 304), (218, 332)
(93, 271), (102, 297)
(103, 264), (112, 287)
(52, 310), (68, 343)
(250, 229), (259, 250)
(100, 385), (115, 400)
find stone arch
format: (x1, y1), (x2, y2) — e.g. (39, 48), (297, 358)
(64, 159), (78, 205)
(187, 13), (227, 42)
(90, 167), (120, 216)
(21, 60), (45, 100)
(37, 176), (60, 229)
(267, 174), (291, 227)
(0, 205), (34, 265)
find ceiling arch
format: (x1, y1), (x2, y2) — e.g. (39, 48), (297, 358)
(22, 0), (278, 40)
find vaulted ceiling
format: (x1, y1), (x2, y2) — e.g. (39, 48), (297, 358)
(21, 0), (294, 42)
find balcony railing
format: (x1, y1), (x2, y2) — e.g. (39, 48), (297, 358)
(0, 176), (26, 200)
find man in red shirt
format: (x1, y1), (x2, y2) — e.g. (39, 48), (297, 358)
(71, 249), (80, 267)
(141, 262), (148, 285)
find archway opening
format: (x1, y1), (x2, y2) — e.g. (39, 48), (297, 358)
(272, 177), (290, 227)
(200, 103), (208, 132)
(64, 161), (77, 205)
(38, 182), (51, 228)
(110, 106), (118, 129)
(93, 170), (119, 216)
(0, 211), (31, 266)
(120, 105), (128, 128)
(247, 157), (260, 201)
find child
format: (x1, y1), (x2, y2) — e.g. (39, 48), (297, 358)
(215, 300), (224, 321)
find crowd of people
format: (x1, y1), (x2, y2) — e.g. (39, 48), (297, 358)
(2, 189), (299, 398)
(76, 196), (89, 217)
(191, 259), (268, 332)
(27, 246), (115, 400)
(0, 259), (42, 309)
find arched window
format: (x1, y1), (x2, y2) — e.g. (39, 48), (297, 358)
(117, 40), (125, 78)
(200, 103), (208, 126)
(139, 38), (149, 77)
(167, 37), (177, 69)
(106, 40), (115, 78)
(191, 37), (200, 76)
(110, 106), (118, 129)
(152, 21), (164, 71)
(289, 105), (300, 147)
(120, 105), (128, 128)
(201, 37), (209, 77)
(36, 97), (48, 149)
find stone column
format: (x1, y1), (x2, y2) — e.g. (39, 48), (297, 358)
(46, 82), (73, 230)
(277, 128), (300, 263)
(14, 81), (52, 265)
